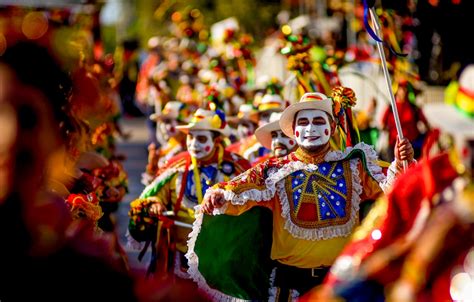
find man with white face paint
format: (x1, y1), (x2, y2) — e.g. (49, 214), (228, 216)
(232, 80), (287, 164)
(293, 110), (332, 152)
(253, 112), (297, 164)
(226, 104), (259, 155)
(187, 88), (415, 301)
(129, 108), (250, 279)
(142, 101), (188, 185)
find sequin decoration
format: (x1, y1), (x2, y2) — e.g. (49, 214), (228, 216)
(285, 160), (352, 228)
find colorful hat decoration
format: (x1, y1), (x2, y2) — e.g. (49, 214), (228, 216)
(258, 94), (285, 112)
(176, 108), (230, 136)
(203, 84), (223, 111)
(256, 78), (286, 112)
(332, 86), (360, 148)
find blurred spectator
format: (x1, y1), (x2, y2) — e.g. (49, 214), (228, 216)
(381, 80), (429, 160)
(136, 36), (163, 146)
(117, 39), (143, 117)
(0, 41), (136, 301)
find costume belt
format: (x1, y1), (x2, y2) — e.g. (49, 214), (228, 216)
(273, 261), (330, 294)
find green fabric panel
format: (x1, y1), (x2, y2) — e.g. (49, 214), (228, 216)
(341, 148), (379, 181)
(140, 173), (175, 199)
(195, 207), (273, 300)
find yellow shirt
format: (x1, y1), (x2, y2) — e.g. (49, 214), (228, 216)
(218, 146), (386, 268)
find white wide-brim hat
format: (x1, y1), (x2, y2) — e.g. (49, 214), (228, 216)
(257, 93), (286, 113)
(423, 103), (474, 140)
(255, 112), (283, 149)
(176, 108), (231, 136)
(280, 92), (334, 138)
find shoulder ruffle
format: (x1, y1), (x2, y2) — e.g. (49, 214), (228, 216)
(209, 143), (386, 206)
(207, 159), (317, 205)
(325, 142), (386, 184)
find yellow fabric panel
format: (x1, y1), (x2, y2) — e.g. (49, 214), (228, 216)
(221, 160), (385, 268)
(270, 200), (355, 268)
(358, 161), (384, 201)
(224, 200), (273, 216)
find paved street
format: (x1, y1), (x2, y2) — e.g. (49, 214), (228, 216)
(114, 117), (151, 271)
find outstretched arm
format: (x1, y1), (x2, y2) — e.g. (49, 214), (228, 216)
(200, 160), (278, 215)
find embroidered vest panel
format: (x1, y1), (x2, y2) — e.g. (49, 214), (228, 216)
(184, 165), (218, 205)
(284, 161), (353, 229)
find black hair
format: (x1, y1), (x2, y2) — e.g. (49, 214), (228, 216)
(0, 41), (72, 126)
(0, 41), (73, 142)
(211, 131), (221, 140)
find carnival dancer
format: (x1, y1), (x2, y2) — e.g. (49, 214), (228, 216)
(242, 79), (287, 163)
(226, 103), (259, 152)
(128, 109), (250, 279)
(188, 87), (414, 301)
(380, 79), (429, 160)
(253, 112), (298, 165)
(142, 101), (189, 185)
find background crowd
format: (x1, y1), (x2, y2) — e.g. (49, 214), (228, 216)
(0, 0), (473, 301)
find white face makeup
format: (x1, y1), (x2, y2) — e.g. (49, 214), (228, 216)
(187, 130), (215, 159)
(271, 130), (296, 157)
(157, 118), (178, 142)
(294, 109), (331, 150)
(237, 121), (256, 139)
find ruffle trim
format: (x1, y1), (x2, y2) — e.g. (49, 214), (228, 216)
(211, 142), (386, 207)
(140, 165), (186, 198)
(268, 268), (277, 302)
(207, 161), (318, 206)
(186, 207), (250, 302)
(325, 142), (386, 185)
(277, 158), (363, 240)
(174, 252), (191, 280)
(381, 161), (398, 193)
